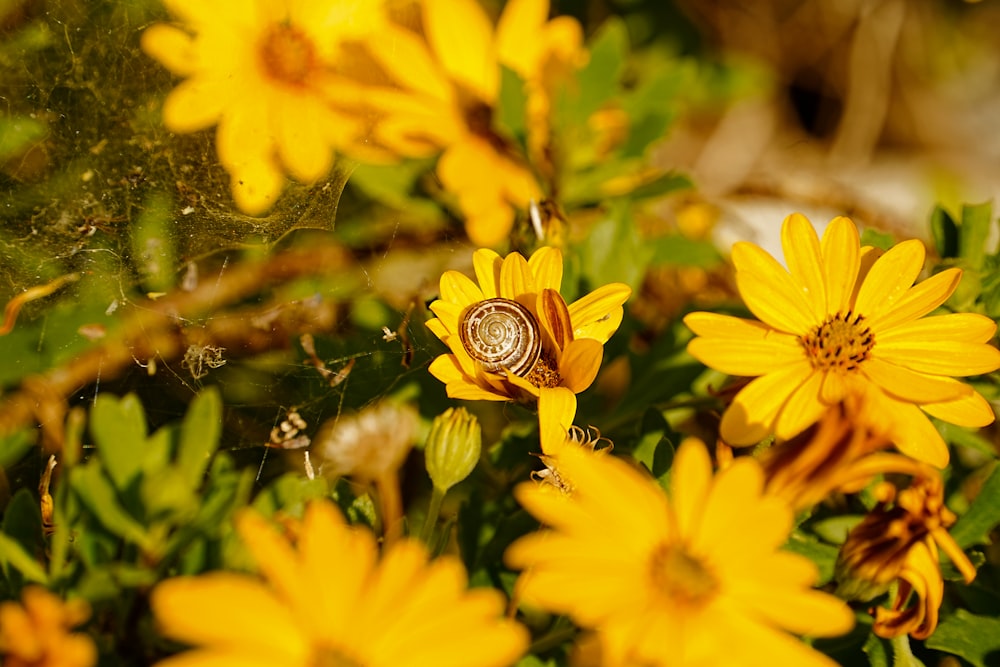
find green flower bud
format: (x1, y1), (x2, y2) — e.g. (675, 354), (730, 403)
(425, 407), (481, 492)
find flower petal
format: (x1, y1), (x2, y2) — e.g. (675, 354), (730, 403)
(720, 362), (815, 445)
(878, 311), (997, 344)
(861, 357), (974, 403)
(559, 338), (603, 392)
(875, 340), (1000, 376)
(499, 252), (534, 301)
(528, 246), (563, 292)
(568, 283), (631, 343)
(161, 78), (229, 133)
(863, 393), (949, 467)
(867, 268), (963, 333)
(537, 288), (574, 351)
(423, 0), (498, 102)
(731, 241), (818, 334)
(686, 334), (804, 377)
(141, 24), (198, 77)
(780, 213), (827, 322)
(671, 438), (712, 541)
(473, 248), (503, 298)
(820, 216), (861, 314)
(440, 270), (485, 308)
(854, 239), (925, 322)
(922, 390), (996, 428)
(773, 370), (827, 440)
(538, 387), (576, 456)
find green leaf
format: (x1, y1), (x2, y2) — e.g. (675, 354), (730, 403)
(0, 114), (47, 162)
(951, 463), (1000, 549)
(959, 201), (993, 271)
(861, 631), (891, 667)
(938, 421), (997, 458)
(177, 387), (223, 487)
(931, 206), (959, 259)
(0, 532), (48, 584)
(558, 17), (627, 128)
(90, 393), (149, 491)
(811, 515), (863, 546)
(783, 531), (840, 585)
(630, 408), (675, 485)
(579, 200), (652, 292)
(925, 609), (1000, 667)
(0, 488), (47, 584)
(496, 65), (528, 146)
(0, 429), (35, 469)
(70, 461), (151, 551)
(650, 232), (723, 268)
(625, 171), (692, 201)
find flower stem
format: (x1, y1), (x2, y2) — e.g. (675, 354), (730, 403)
(890, 634), (923, 667)
(376, 470), (403, 546)
(420, 486), (446, 546)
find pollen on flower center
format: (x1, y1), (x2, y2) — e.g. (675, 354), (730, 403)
(310, 644), (365, 667)
(525, 352), (562, 389)
(800, 310), (875, 372)
(650, 542), (718, 607)
(259, 23), (316, 85)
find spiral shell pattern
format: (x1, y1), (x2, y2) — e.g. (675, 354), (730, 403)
(459, 298), (541, 377)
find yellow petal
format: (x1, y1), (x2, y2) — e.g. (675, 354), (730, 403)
(853, 239), (925, 321)
(670, 438), (712, 540)
(161, 78), (229, 133)
(423, 0), (498, 102)
(559, 338), (603, 392)
(875, 340), (1000, 376)
(439, 269), (485, 308)
(499, 252), (534, 300)
(874, 397), (949, 467)
(684, 312), (774, 339)
(537, 288), (574, 351)
(686, 334), (804, 377)
(732, 241), (818, 334)
(234, 510), (310, 616)
(215, 94), (270, 170)
(151, 574), (307, 658)
(773, 370), (827, 440)
(538, 387), (577, 455)
(720, 362), (814, 445)
(878, 312), (997, 344)
(141, 24), (198, 76)
(922, 390), (996, 428)
(427, 300), (462, 337)
(528, 246), (563, 292)
(473, 248), (503, 298)
(780, 213), (827, 322)
(274, 95), (335, 184)
(867, 268), (963, 333)
(568, 283), (631, 343)
(820, 216), (861, 314)
(368, 24), (453, 102)
(862, 357), (974, 403)
(228, 160), (286, 216)
(495, 0), (546, 74)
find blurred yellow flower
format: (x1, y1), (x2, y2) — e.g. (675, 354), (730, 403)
(152, 499), (528, 667)
(0, 587), (95, 667)
(506, 438), (854, 666)
(425, 246), (630, 405)
(685, 213), (1000, 467)
(366, 0), (583, 247)
(141, 0), (386, 214)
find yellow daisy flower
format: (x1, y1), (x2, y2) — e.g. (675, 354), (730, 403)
(152, 499), (528, 667)
(425, 246), (631, 405)
(141, 0), (386, 214)
(366, 0), (581, 247)
(0, 587), (96, 667)
(684, 213), (1000, 467)
(505, 438), (855, 666)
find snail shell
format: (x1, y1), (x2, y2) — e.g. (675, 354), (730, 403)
(459, 298), (541, 377)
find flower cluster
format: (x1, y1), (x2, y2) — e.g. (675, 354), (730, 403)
(0, 587), (95, 667)
(142, 0), (585, 246)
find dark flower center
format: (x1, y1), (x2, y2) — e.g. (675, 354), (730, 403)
(800, 310), (874, 372)
(650, 542), (718, 607)
(260, 24), (316, 85)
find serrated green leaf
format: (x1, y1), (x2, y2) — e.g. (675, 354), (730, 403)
(71, 461), (151, 550)
(925, 608), (1000, 667)
(0, 532), (48, 584)
(177, 387), (222, 487)
(951, 464), (1000, 549)
(861, 631), (890, 667)
(90, 393), (148, 491)
(959, 201), (993, 271)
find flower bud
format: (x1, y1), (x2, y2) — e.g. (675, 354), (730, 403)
(425, 407), (481, 492)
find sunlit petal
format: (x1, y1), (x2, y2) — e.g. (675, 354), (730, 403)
(780, 213), (827, 321)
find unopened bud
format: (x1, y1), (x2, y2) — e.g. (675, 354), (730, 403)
(425, 407), (481, 492)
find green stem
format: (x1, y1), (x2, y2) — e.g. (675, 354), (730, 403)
(890, 634), (923, 667)
(420, 486), (446, 546)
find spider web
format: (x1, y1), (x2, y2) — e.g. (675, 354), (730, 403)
(0, 0), (477, 487)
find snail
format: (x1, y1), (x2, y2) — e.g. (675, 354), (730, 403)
(459, 298), (541, 377)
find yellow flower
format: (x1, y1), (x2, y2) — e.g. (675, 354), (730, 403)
(530, 389), (610, 493)
(366, 0), (583, 246)
(141, 0), (386, 214)
(506, 438), (855, 666)
(425, 246), (631, 405)
(0, 587), (96, 667)
(152, 499), (528, 667)
(834, 473), (975, 639)
(684, 213), (1000, 467)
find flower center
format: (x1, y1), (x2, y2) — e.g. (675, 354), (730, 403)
(259, 23), (316, 85)
(525, 352), (562, 389)
(800, 310), (874, 372)
(650, 542), (718, 607)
